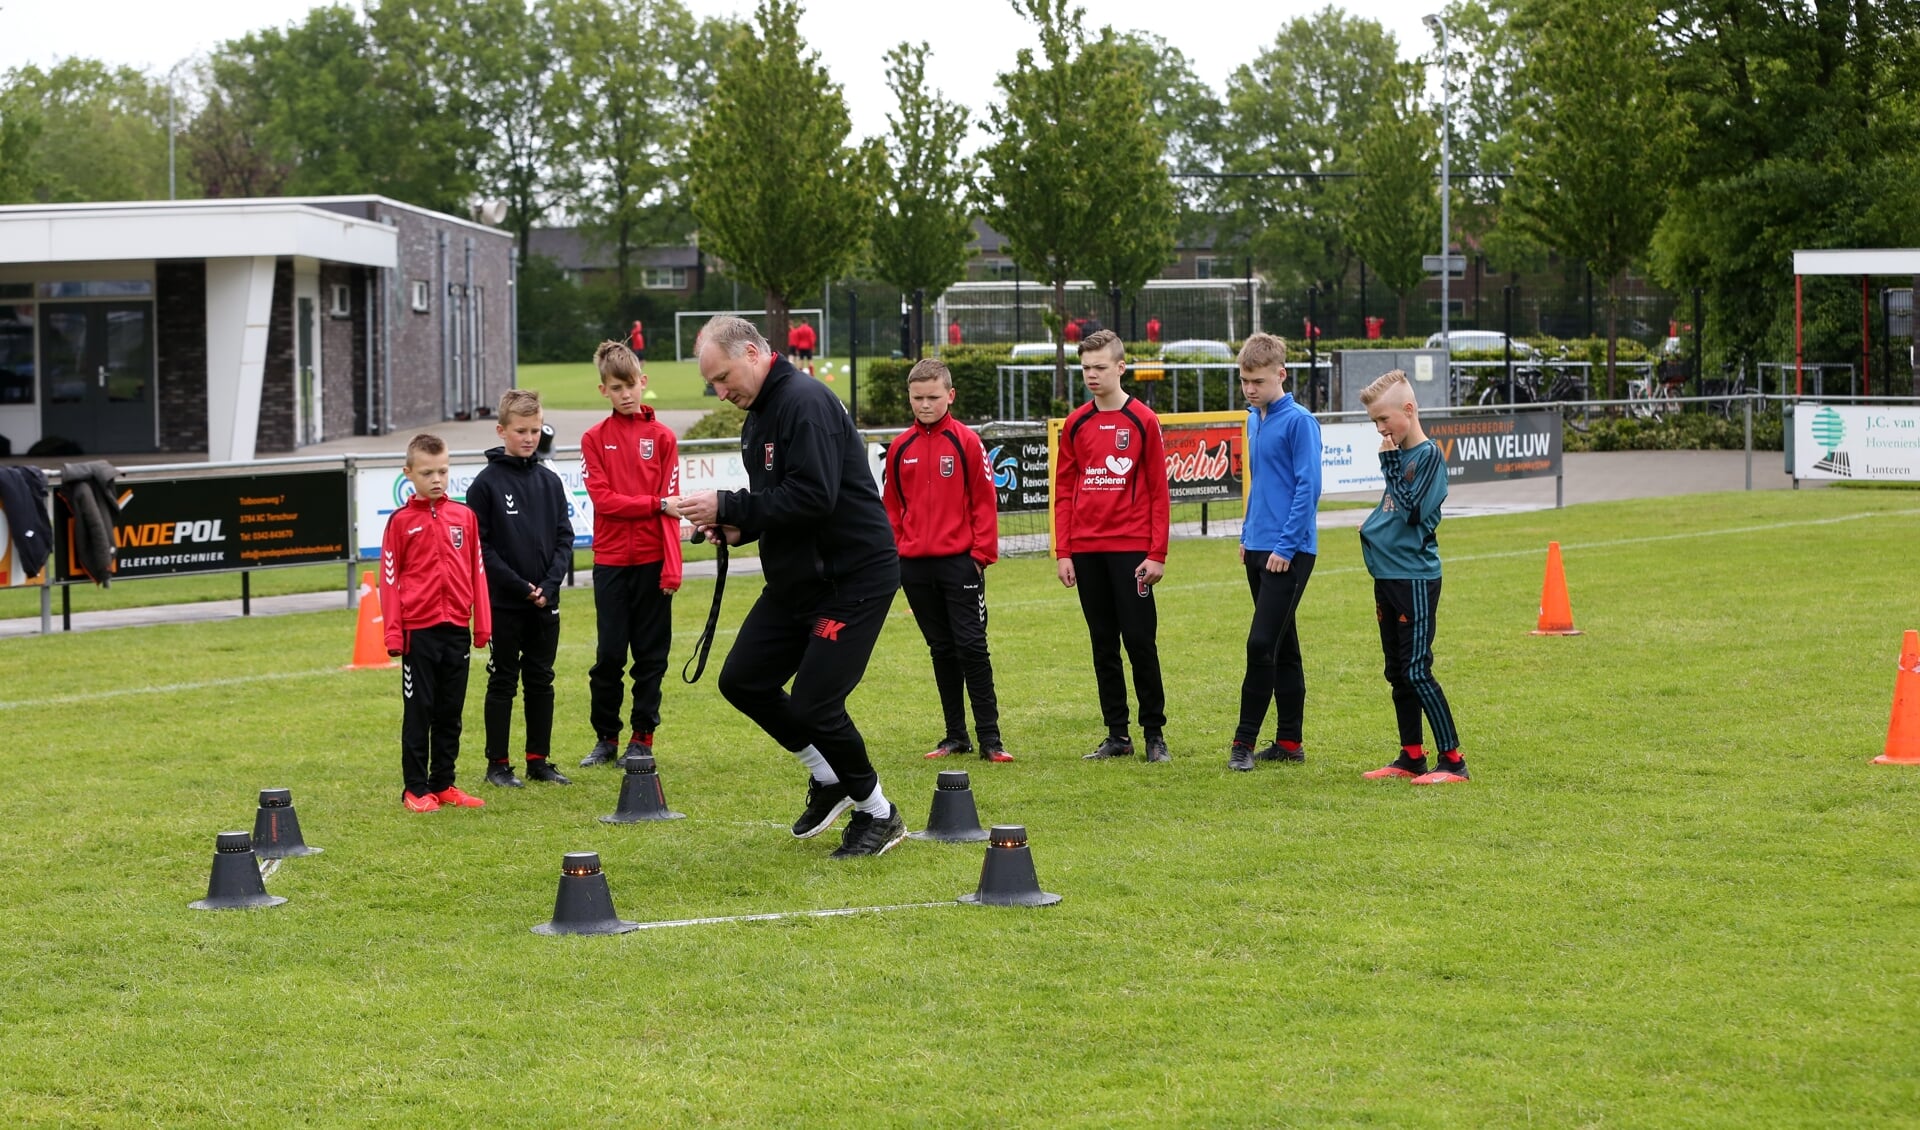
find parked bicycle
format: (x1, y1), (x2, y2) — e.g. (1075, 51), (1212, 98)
(1475, 365), (1593, 428)
(1625, 373), (1684, 419)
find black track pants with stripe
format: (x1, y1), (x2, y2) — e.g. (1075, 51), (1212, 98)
(1374, 577), (1460, 753)
(400, 624), (471, 796)
(900, 553), (1001, 749)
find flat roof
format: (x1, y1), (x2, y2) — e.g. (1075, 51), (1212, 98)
(1792, 249), (1920, 276)
(0, 198), (404, 268)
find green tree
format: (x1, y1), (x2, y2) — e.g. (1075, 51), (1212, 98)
(870, 41), (977, 349)
(978, 0), (1175, 398)
(687, 0), (876, 350)
(1433, 0), (1543, 274)
(1111, 31), (1221, 222)
(0, 85), (47, 204)
(1213, 9), (1401, 323)
(1345, 65), (1438, 336)
(1651, 0), (1920, 381)
(549, 0), (716, 297)
(1506, 0), (1691, 397)
(0, 59), (174, 202)
(183, 60), (293, 199)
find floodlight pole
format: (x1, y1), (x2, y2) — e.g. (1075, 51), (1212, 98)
(1424, 14), (1451, 340)
(167, 59), (188, 200)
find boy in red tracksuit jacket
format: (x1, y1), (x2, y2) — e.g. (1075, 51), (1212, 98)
(884, 358), (1011, 763)
(1054, 329), (1173, 763)
(579, 340), (683, 767)
(381, 433), (492, 813)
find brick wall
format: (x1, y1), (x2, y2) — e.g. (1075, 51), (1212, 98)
(318, 262), (362, 440)
(155, 260), (207, 454)
(255, 259), (295, 453)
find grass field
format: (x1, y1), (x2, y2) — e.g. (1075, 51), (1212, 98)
(4, 490), (1920, 1125)
(519, 357), (859, 412)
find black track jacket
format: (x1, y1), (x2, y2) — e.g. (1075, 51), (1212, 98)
(468, 447), (574, 608)
(719, 357), (899, 605)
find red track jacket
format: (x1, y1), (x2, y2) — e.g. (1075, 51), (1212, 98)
(581, 406), (683, 591)
(884, 412), (998, 567)
(380, 494), (491, 652)
(1054, 395), (1170, 562)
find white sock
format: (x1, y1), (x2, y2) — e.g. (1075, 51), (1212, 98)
(853, 783), (890, 818)
(790, 744), (839, 785)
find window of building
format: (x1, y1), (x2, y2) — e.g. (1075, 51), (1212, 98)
(0, 304), (33, 405)
(1195, 257), (1233, 280)
(37, 279), (153, 298)
(411, 280), (431, 313)
(329, 284), (352, 317)
(642, 267), (688, 290)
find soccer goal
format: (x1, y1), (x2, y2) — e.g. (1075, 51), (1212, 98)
(934, 279), (1262, 346)
(674, 308), (826, 362)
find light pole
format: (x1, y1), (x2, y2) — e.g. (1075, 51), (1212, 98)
(1423, 13), (1450, 341)
(166, 58), (189, 200)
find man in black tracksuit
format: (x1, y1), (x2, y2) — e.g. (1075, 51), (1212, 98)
(670, 315), (907, 859)
(466, 392), (576, 787)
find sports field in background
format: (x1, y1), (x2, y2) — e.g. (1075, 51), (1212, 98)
(519, 357), (859, 412)
(4, 490), (1919, 1125)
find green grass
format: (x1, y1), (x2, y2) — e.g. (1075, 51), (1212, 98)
(4, 491), (1920, 1125)
(519, 358), (859, 412)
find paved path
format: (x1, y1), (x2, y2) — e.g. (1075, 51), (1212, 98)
(0, 449), (1809, 639)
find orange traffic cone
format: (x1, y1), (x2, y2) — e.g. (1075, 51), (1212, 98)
(344, 569), (398, 670)
(1531, 541), (1582, 636)
(1872, 630), (1920, 765)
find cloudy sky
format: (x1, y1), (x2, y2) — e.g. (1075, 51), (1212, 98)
(1, 0), (1444, 142)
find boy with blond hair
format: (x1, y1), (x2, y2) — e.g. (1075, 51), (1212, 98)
(467, 388), (575, 787)
(1230, 333), (1322, 771)
(1055, 329), (1172, 763)
(883, 358), (1010, 762)
(579, 341), (682, 767)
(381, 433), (491, 812)
(1358, 370), (1468, 784)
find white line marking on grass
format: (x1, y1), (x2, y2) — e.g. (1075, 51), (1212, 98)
(986, 507), (1920, 607)
(0, 668), (340, 711)
(627, 901), (955, 932)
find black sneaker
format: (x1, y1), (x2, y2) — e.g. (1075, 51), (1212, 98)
(1083, 735), (1135, 760)
(625, 733), (654, 761)
(1363, 755), (1429, 780)
(1144, 734), (1171, 763)
(1228, 742), (1256, 772)
(791, 778), (853, 839)
(580, 737), (620, 768)
(923, 737), (973, 760)
(484, 761), (524, 788)
(525, 760), (572, 785)
(830, 805), (909, 858)
(1257, 741), (1306, 763)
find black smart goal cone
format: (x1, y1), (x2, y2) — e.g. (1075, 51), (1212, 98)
(908, 770), (989, 842)
(252, 788), (322, 858)
(189, 831), (287, 910)
(600, 752), (685, 823)
(531, 852), (640, 936)
(957, 825), (1062, 907)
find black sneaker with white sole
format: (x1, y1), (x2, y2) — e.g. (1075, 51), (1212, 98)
(580, 737), (620, 768)
(1256, 742), (1305, 763)
(1227, 742), (1256, 772)
(830, 805), (909, 858)
(1083, 735), (1135, 760)
(485, 761), (525, 788)
(791, 778), (853, 839)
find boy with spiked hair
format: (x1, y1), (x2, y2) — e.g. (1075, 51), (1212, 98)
(467, 388), (575, 788)
(884, 357), (1011, 762)
(1358, 370), (1469, 784)
(579, 341), (682, 767)
(1230, 332), (1321, 772)
(381, 433), (491, 812)
(1055, 328), (1173, 763)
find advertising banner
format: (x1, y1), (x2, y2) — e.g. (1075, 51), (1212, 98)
(1322, 409), (1563, 493)
(1161, 412), (1247, 504)
(985, 433), (1052, 513)
(61, 470), (349, 582)
(1794, 404), (1920, 481)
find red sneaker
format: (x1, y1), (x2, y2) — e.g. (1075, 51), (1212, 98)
(980, 748), (1015, 763)
(1362, 755), (1427, 780)
(433, 786), (486, 808)
(924, 737), (972, 759)
(403, 791), (441, 813)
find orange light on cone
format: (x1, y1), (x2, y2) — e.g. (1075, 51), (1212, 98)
(1873, 630), (1920, 766)
(344, 570), (397, 670)
(1531, 541), (1582, 636)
